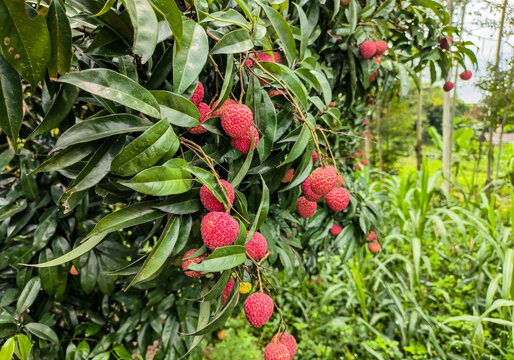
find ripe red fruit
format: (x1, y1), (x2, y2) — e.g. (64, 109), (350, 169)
(373, 58), (382, 65)
(301, 177), (323, 201)
(337, 174), (344, 186)
(366, 231), (377, 242)
(201, 212), (239, 249)
(330, 102), (336, 107)
(264, 343), (290, 360)
(245, 231), (268, 260)
(222, 277), (235, 305)
(211, 99), (237, 117)
(460, 70), (472, 80)
(189, 102), (210, 134)
(182, 249), (208, 277)
(359, 41), (377, 59)
(439, 36), (453, 50)
(383, 109), (387, 115)
(361, 160), (369, 166)
(231, 126), (259, 154)
(282, 169), (295, 183)
(190, 82), (204, 106)
(312, 150), (318, 165)
(316, 278), (321, 284)
(271, 333), (297, 360)
(369, 242), (381, 254)
(369, 71), (378, 82)
(221, 104), (253, 138)
(199, 179), (235, 211)
(364, 119), (369, 125)
(330, 224), (342, 236)
(244, 293), (274, 327)
(374, 40), (387, 56)
(325, 187), (350, 212)
(273, 51), (284, 64)
(296, 196), (317, 218)
(443, 81), (454, 92)
(310, 166), (337, 195)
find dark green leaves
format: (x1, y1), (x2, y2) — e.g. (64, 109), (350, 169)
(0, 56), (22, 142)
(151, 91), (200, 127)
(151, 0), (183, 45)
(25, 323), (59, 343)
(16, 277), (41, 314)
(58, 69), (161, 118)
(211, 29), (253, 55)
(122, 0), (159, 63)
(47, 0), (72, 76)
(187, 246), (246, 272)
(119, 166), (193, 196)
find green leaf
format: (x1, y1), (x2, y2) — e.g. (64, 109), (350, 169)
(0, 337), (15, 360)
(258, 62), (308, 110)
(47, 0), (72, 76)
(16, 277), (41, 314)
(151, 91), (200, 127)
(173, 20), (208, 94)
(25, 322), (59, 343)
(14, 334), (31, 360)
(257, 92), (276, 162)
(31, 143), (97, 174)
(211, 29), (253, 55)
(293, 3), (308, 59)
(154, 190), (202, 214)
(0, 148), (15, 170)
(348, 0), (358, 32)
(33, 210), (57, 251)
(28, 84), (79, 139)
(80, 251), (98, 294)
(127, 216), (181, 288)
(38, 249), (62, 296)
(281, 146), (313, 191)
(58, 69), (161, 118)
(0, 1), (51, 86)
(93, 0), (116, 17)
(230, 135), (254, 188)
(281, 115), (314, 165)
(0, 56), (22, 141)
(151, 0), (183, 45)
(202, 271), (232, 302)
(188, 245), (246, 273)
(120, 166), (193, 196)
(180, 299), (210, 358)
(184, 166), (229, 206)
(111, 118), (174, 176)
(54, 114), (152, 151)
(249, 176), (269, 233)
(121, 0), (158, 63)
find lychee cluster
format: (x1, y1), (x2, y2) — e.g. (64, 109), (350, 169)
(221, 102), (260, 154)
(181, 249), (207, 277)
(265, 332), (297, 360)
(359, 40), (388, 82)
(367, 231), (381, 254)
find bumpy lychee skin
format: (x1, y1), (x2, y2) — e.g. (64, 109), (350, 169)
(312, 150), (318, 165)
(271, 332), (297, 359)
(443, 81), (454, 92)
(301, 177), (323, 202)
(231, 126), (259, 154)
(310, 166), (338, 195)
(369, 242), (381, 254)
(245, 231), (268, 260)
(337, 174), (344, 186)
(244, 293), (274, 327)
(282, 169), (295, 183)
(374, 40), (387, 56)
(190, 82), (204, 106)
(330, 224), (342, 236)
(366, 231), (377, 242)
(460, 70), (472, 80)
(221, 104), (253, 138)
(359, 41), (377, 59)
(325, 187), (350, 212)
(273, 51), (284, 64)
(201, 212), (239, 250)
(222, 277), (235, 305)
(211, 99), (237, 117)
(200, 179), (235, 211)
(296, 196), (317, 218)
(189, 102), (210, 134)
(264, 343), (290, 360)
(439, 36), (453, 50)
(182, 249), (208, 277)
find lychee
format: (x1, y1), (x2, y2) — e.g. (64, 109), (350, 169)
(359, 41), (376, 59)
(217, 330), (226, 340)
(264, 343), (290, 360)
(364, 119), (369, 125)
(337, 174), (344, 186)
(296, 196), (317, 218)
(301, 177), (323, 201)
(361, 160), (369, 166)
(443, 81), (454, 92)
(190, 82), (204, 106)
(200, 179), (235, 212)
(439, 36), (453, 50)
(369, 242), (381, 254)
(244, 292), (274, 327)
(273, 51), (284, 64)
(271, 332), (297, 359)
(221, 104), (253, 138)
(373, 58), (382, 65)
(330, 224), (342, 236)
(369, 71), (378, 82)
(325, 187), (350, 212)
(366, 231), (377, 242)
(282, 169), (295, 183)
(222, 277), (235, 305)
(211, 99), (237, 117)
(330, 102), (335, 107)
(231, 126), (259, 154)
(182, 249), (207, 277)
(460, 70), (472, 80)
(245, 231), (268, 260)
(310, 166), (337, 195)
(189, 102), (210, 134)
(316, 278), (321, 284)
(312, 150), (318, 165)
(374, 40), (387, 56)
(201, 212), (239, 249)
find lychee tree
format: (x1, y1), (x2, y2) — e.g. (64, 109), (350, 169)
(0, 0), (476, 358)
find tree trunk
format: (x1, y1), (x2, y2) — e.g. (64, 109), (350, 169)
(496, 65), (514, 180)
(442, 0), (454, 190)
(415, 79), (423, 171)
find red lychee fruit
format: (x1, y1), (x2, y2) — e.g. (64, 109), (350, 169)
(200, 179), (235, 211)
(231, 125), (259, 154)
(369, 71), (378, 82)
(282, 169), (295, 183)
(359, 41), (377, 59)
(366, 231), (377, 242)
(264, 343), (290, 360)
(201, 212), (239, 250)
(221, 104), (253, 138)
(273, 51), (284, 64)
(301, 177), (323, 202)
(222, 277), (235, 305)
(369, 242), (381, 254)
(383, 109), (387, 115)
(374, 40), (387, 56)
(330, 224), (342, 236)
(361, 160), (369, 166)
(460, 70), (472, 80)
(271, 333), (297, 359)
(182, 249), (208, 277)
(364, 119), (369, 125)
(373, 58), (382, 65)
(316, 278), (321, 284)
(325, 187), (350, 212)
(189, 102), (211, 134)
(330, 102), (336, 107)
(296, 196), (317, 218)
(443, 81), (454, 92)
(439, 36), (453, 50)
(245, 231), (268, 260)
(337, 174), (344, 186)
(190, 82), (204, 106)
(211, 99), (237, 117)
(310, 166), (337, 195)
(312, 150), (318, 165)
(244, 293), (274, 327)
